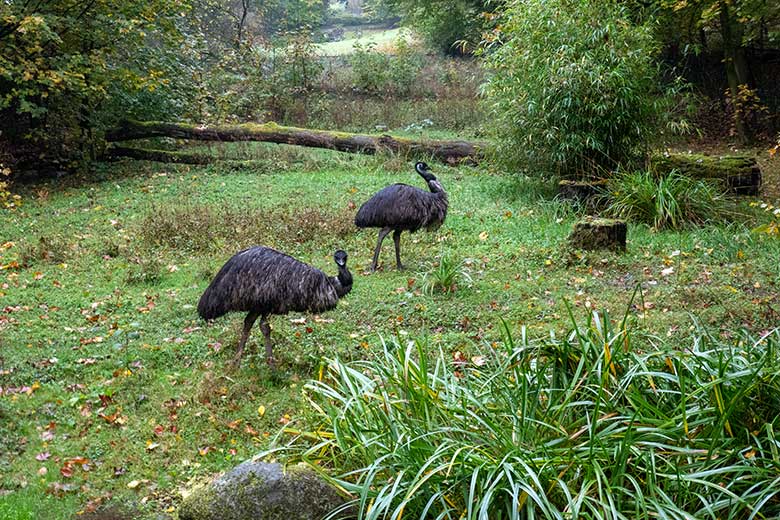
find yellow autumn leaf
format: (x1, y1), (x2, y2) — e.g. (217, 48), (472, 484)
(257, 405), (266, 417)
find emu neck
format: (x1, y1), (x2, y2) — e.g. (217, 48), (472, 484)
(334, 266), (352, 298)
(426, 179), (446, 195)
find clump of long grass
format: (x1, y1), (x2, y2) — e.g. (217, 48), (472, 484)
(420, 255), (471, 295)
(602, 169), (731, 230)
(272, 307), (780, 519)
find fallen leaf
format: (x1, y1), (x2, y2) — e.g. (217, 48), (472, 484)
(257, 405), (266, 418)
(60, 463), (74, 478)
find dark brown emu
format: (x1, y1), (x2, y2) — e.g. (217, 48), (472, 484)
(355, 161), (448, 271)
(197, 247), (352, 366)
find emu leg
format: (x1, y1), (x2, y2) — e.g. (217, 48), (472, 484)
(259, 317), (274, 366)
(393, 230), (404, 270)
(233, 311), (260, 367)
(370, 227), (391, 272)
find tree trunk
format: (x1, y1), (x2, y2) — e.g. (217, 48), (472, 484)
(346, 0), (362, 15)
(236, 0), (249, 49)
(719, 0), (752, 144)
(105, 120), (485, 163)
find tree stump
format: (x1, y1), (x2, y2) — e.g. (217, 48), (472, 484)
(569, 217), (626, 252)
(558, 179), (608, 202)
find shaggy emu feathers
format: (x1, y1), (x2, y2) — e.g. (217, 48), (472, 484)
(198, 247), (351, 320)
(197, 246), (352, 366)
(354, 161), (448, 271)
(354, 183), (447, 232)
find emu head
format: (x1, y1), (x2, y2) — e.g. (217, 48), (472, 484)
(415, 161), (444, 193)
(334, 250), (348, 267)
(415, 161), (435, 182)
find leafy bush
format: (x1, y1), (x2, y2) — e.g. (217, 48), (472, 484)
(373, 0), (492, 54)
(0, 163), (18, 209)
(483, 0), (674, 177)
(276, 310), (780, 519)
(602, 170), (730, 230)
(349, 40), (423, 96)
(751, 201), (780, 238)
(349, 42), (392, 94)
(199, 33), (324, 123)
(0, 1), (185, 170)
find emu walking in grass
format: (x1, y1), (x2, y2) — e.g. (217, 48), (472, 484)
(198, 247), (352, 367)
(355, 161), (448, 271)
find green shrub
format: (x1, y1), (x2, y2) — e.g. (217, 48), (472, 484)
(349, 42), (392, 94)
(483, 0), (675, 177)
(198, 33), (323, 123)
(751, 201), (780, 238)
(349, 40), (423, 96)
(378, 0), (491, 54)
(602, 170), (730, 230)
(275, 310), (780, 519)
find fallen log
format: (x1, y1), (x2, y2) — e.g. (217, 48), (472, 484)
(649, 153), (762, 195)
(105, 120), (485, 163)
(105, 146), (218, 165)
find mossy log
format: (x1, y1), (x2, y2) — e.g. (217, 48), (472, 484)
(558, 179), (608, 201)
(104, 146), (274, 171)
(649, 153), (761, 195)
(105, 146), (218, 165)
(105, 120), (485, 164)
(569, 217), (627, 252)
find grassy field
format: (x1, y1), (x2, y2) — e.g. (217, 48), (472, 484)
(317, 27), (413, 56)
(1, 146), (779, 518)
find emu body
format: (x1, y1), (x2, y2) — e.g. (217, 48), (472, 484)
(198, 247), (352, 366)
(355, 162), (448, 271)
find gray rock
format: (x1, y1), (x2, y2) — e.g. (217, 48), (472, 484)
(179, 460), (353, 520)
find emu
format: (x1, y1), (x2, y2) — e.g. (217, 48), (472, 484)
(355, 161), (448, 271)
(197, 247), (352, 366)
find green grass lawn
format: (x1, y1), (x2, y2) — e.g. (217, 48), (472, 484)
(1, 148), (779, 518)
(317, 27), (413, 56)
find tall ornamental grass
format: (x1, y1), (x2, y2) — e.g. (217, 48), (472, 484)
(276, 308), (780, 519)
(602, 169), (732, 230)
(482, 0), (675, 177)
